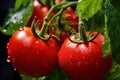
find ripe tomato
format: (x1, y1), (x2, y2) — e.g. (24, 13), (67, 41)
(63, 7), (78, 31)
(59, 31), (68, 46)
(58, 32), (113, 80)
(27, 0), (49, 29)
(57, 7), (78, 46)
(7, 27), (59, 77)
(55, 0), (62, 3)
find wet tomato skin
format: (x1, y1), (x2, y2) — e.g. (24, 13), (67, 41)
(7, 27), (59, 77)
(58, 32), (113, 80)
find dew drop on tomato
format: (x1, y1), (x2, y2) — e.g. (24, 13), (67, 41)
(95, 62), (100, 68)
(18, 28), (24, 31)
(6, 43), (10, 48)
(82, 56), (85, 60)
(34, 41), (40, 44)
(77, 62), (81, 67)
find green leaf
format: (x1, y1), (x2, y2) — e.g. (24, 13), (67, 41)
(102, 13), (111, 58)
(106, 1), (120, 64)
(45, 66), (68, 80)
(0, 0), (33, 35)
(21, 75), (46, 80)
(103, 62), (120, 80)
(21, 66), (68, 80)
(110, 0), (120, 13)
(15, 0), (31, 11)
(77, 0), (103, 20)
(83, 10), (105, 32)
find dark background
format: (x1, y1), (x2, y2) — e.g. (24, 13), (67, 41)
(0, 0), (16, 61)
(0, 0), (16, 26)
(0, 0), (23, 80)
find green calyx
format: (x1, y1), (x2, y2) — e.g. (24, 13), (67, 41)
(31, 17), (51, 40)
(69, 23), (99, 44)
(69, 13), (99, 44)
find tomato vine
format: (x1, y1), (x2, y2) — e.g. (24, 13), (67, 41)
(0, 0), (120, 80)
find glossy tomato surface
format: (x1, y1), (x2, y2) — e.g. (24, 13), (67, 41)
(7, 27), (59, 77)
(58, 32), (113, 80)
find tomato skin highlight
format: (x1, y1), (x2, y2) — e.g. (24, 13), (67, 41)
(58, 32), (113, 80)
(7, 27), (59, 77)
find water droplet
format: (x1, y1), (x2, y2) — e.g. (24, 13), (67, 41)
(7, 56), (11, 62)
(6, 43), (10, 48)
(20, 21), (23, 24)
(82, 56), (85, 60)
(18, 28), (24, 31)
(2, 29), (7, 32)
(68, 58), (73, 65)
(96, 62), (99, 68)
(7, 56), (15, 63)
(77, 61), (81, 67)
(35, 41), (40, 44)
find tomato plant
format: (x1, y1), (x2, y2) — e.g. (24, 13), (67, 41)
(27, 0), (78, 46)
(27, 0), (49, 29)
(58, 32), (113, 80)
(7, 27), (59, 77)
(56, 7), (78, 45)
(1, 0), (120, 80)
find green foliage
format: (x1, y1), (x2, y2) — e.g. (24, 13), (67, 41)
(106, 1), (120, 64)
(45, 66), (68, 80)
(77, 0), (103, 20)
(1, 0), (120, 79)
(103, 62), (120, 80)
(22, 75), (46, 80)
(110, 0), (120, 13)
(0, 0), (33, 35)
(15, 0), (31, 11)
(77, 0), (120, 65)
(21, 66), (68, 80)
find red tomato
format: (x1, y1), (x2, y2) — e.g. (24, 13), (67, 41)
(55, 0), (62, 3)
(59, 31), (68, 46)
(58, 32), (113, 80)
(7, 27), (59, 77)
(63, 7), (78, 31)
(57, 7), (78, 46)
(27, 0), (49, 29)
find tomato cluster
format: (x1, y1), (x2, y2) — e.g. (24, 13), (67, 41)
(6, 0), (113, 80)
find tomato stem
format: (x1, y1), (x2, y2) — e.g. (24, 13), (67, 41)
(37, 1), (78, 40)
(69, 13), (99, 43)
(78, 13), (88, 43)
(31, 16), (40, 38)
